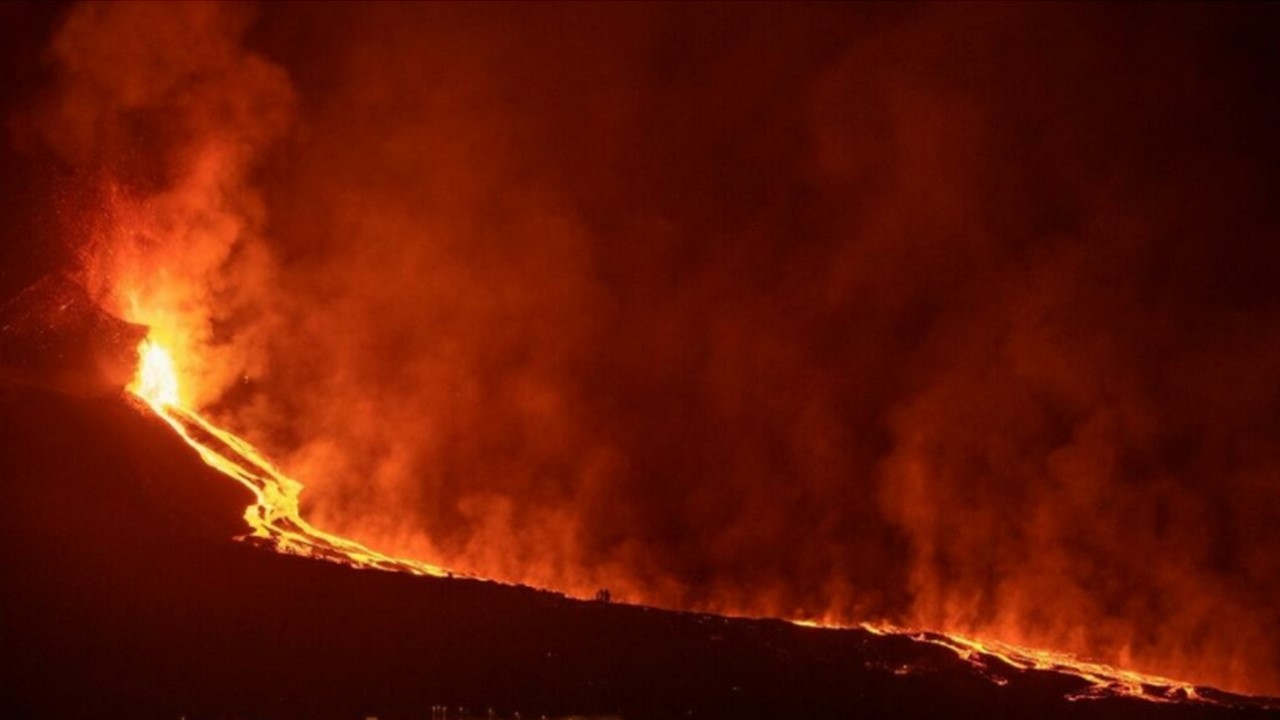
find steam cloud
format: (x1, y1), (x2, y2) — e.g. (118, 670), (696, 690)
(27, 2), (1280, 695)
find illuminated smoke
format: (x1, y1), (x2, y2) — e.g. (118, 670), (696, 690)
(33, 1), (293, 409)
(26, 2), (1280, 696)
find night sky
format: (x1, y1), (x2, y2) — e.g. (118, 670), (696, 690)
(3, 2), (1279, 696)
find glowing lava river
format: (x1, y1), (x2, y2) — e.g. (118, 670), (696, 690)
(131, 338), (450, 578)
(127, 336), (1261, 711)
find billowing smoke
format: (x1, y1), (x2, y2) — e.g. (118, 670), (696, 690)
(25, 2), (1280, 695)
(29, 1), (293, 407)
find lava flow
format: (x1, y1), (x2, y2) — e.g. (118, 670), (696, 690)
(129, 333), (1241, 709)
(788, 619), (1226, 706)
(917, 631), (1209, 704)
(129, 337), (450, 578)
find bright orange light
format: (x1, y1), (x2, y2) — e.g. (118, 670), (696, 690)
(131, 339), (180, 409)
(127, 336), (451, 578)
(788, 618), (1214, 705)
(123, 336), (1239, 707)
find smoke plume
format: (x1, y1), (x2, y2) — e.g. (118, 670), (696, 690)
(32, 1), (293, 407)
(25, 2), (1280, 695)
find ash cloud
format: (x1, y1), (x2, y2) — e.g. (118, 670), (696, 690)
(29, 1), (293, 407)
(29, 2), (1280, 695)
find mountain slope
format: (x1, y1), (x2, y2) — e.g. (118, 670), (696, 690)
(0, 384), (1276, 720)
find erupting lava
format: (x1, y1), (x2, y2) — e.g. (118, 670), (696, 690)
(129, 338), (450, 578)
(18, 0), (1276, 706)
(126, 337), (1243, 709)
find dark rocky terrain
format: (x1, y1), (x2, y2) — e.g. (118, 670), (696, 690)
(2, 381), (1278, 720)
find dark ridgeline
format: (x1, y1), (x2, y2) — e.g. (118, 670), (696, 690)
(0, 304), (1275, 720)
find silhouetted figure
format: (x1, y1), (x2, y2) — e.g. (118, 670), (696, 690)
(595, 588), (611, 603)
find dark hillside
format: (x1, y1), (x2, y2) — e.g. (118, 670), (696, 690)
(0, 383), (1276, 720)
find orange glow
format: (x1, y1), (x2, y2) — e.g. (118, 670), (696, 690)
(789, 619), (1225, 705)
(918, 631), (1207, 703)
(49, 2), (1277, 702)
(131, 339), (180, 408)
(124, 334), (1234, 706)
(128, 337), (449, 578)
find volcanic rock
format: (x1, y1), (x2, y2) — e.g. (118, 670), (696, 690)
(0, 274), (145, 397)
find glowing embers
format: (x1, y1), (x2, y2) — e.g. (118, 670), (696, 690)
(128, 337), (451, 578)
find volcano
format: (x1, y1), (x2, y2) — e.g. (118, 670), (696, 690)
(5, 3), (1280, 718)
(1, 297), (1276, 720)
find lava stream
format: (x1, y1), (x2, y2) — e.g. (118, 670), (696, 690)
(918, 629), (1208, 704)
(791, 619), (1227, 705)
(128, 336), (1249, 708)
(129, 338), (449, 578)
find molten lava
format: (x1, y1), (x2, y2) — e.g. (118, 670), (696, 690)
(129, 338), (449, 577)
(786, 618), (1216, 704)
(126, 337), (1253, 709)
(917, 631), (1209, 704)
(134, 340), (179, 408)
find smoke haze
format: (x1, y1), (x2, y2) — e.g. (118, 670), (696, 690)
(20, 1), (1280, 696)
